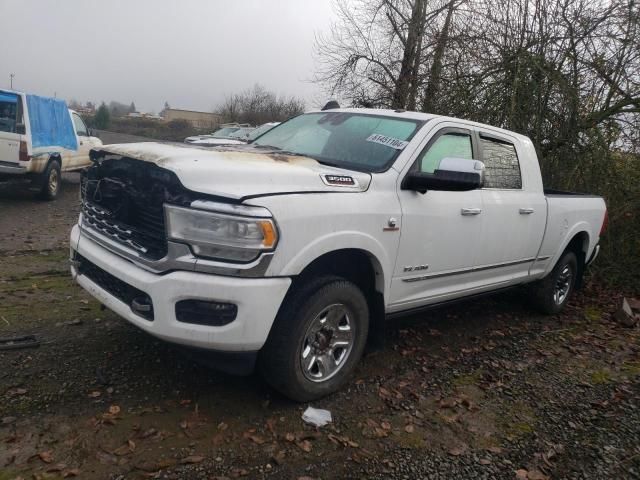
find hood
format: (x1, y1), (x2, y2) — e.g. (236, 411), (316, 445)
(92, 142), (372, 200)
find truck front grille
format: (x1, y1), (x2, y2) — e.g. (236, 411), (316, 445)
(82, 201), (167, 260)
(76, 253), (154, 321)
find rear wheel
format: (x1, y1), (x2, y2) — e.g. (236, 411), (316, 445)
(37, 159), (61, 201)
(260, 276), (369, 402)
(529, 251), (578, 315)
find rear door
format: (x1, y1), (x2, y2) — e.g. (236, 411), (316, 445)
(0, 92), (23, 168)
(474, 131), (546, 285)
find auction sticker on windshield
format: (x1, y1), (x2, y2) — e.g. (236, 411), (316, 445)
(366, 134), (409, 150)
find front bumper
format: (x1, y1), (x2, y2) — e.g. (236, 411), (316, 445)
(70, 225), (291, 352)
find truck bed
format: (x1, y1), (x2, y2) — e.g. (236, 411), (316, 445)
(544, 188), (602, 198)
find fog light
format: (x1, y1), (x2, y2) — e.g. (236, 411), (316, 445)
(175, 300), (237, 326)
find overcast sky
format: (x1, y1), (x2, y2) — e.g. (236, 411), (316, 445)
(1, 0), (337, 113)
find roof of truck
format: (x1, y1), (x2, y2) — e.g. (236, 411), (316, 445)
(313, 107), (532, 144)
(310, 107), (438, 122)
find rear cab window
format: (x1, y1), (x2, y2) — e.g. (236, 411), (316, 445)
(478, 134), (522, 189)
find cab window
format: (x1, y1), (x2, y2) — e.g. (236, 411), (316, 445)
(72, 113), (88, 136)
(479, 136), (522, 189)
(0, 92), (19, 134)
(417, 132), (473, 173)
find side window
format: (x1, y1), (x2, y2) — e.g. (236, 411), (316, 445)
(0, 92), (19, 134)
(417, 132), (473, 173)
(480, 136), (522, 189)
(72, 113), (88, 136)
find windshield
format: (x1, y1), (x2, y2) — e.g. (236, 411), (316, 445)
(211, 127), (240, 138)
(247, 122), (279, 141)
(253, 112), (423, 172)
(228, 127), (254, 139)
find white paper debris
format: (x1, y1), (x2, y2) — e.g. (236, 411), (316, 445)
(302, 406), (332, 427)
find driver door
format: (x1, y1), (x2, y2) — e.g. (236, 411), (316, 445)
(389, 126), (484, 312)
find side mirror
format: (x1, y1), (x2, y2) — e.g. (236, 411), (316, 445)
(89, 129), (99, 138)
(16, 122), (26, 135)
(403, 157), (484, 193)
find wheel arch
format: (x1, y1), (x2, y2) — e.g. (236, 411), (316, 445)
(563, 230), (589, 288)
(282, 247), (388, 350)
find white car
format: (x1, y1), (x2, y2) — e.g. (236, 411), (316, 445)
(0, 89), (102, 199)
(184, 122), (280, 147)
(70, 108), (606, 401)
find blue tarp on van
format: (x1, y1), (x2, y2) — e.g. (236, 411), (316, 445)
(26, 94), (77, 150)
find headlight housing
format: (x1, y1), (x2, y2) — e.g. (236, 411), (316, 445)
(165, 204), (278, 263)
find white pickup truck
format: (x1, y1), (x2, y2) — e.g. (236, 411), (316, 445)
(70, 108), (607, 401)
(0, 89), (102, 199)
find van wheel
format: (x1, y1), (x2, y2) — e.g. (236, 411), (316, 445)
(529, 251), (578, 315)
(260, 275), (369, 402)
(38, 160), (61, 201)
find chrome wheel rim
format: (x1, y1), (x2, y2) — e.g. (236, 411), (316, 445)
(553, 265), (573, 305)
(49, 169), (59, 193)
(300, 303), (354, 383)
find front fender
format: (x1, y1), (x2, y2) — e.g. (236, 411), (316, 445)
(278, 230), (393, 304)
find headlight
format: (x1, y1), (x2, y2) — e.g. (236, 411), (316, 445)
(165, 204), (277, 263)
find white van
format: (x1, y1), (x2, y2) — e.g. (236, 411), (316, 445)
(0, 90), (102, 200)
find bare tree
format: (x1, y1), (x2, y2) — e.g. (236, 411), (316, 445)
(217, 84), (305, 125)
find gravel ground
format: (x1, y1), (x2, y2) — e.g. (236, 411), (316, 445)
(0, 134), (638, 479)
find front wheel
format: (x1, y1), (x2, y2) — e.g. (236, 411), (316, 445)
(529, 251), (578, 315)
(260, 276), (369, 402)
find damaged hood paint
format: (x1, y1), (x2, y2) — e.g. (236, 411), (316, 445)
(92, 142), (371, 200)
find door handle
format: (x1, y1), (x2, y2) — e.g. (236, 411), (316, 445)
(461, 208), (482, 216)
(519, 208), (535, 214)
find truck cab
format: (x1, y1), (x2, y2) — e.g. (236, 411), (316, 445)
(0, 90), (102, 199)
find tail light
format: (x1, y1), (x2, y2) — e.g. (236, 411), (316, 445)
(599, 208), (608, 236)
(19, 141), (31, 162)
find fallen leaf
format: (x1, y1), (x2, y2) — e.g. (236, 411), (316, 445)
(448, 445), (466, 456)
(96, 450), (118, 465)
(404, 425), (415, 433)
(271, 450), (286, 465)
(479, 458), (491, 465)
(515, 469), (529, 480)
(108, 405), (121, 415)
(113, 443), (133, 456)
(381, 421), (392, 430)
(63, 469), (80, 477)
(487, 446), (503, 454)
(88, 391), (101, 398)
(38, 451), (54, 463)
(296, 439), (312, 452)
(217, 422), (229, 431)
(180, 455), (205, 464)
(244, 433), (266, 445)
(284, 432), (296, 442)
(527, 470), (549, 480)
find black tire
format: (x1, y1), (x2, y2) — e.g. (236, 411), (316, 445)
(37, 159), (61, 201)
(529, 251), (578, 315)
(260, 275), (369, 402)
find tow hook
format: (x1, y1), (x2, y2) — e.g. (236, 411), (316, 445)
(131, 296), (153, 318)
